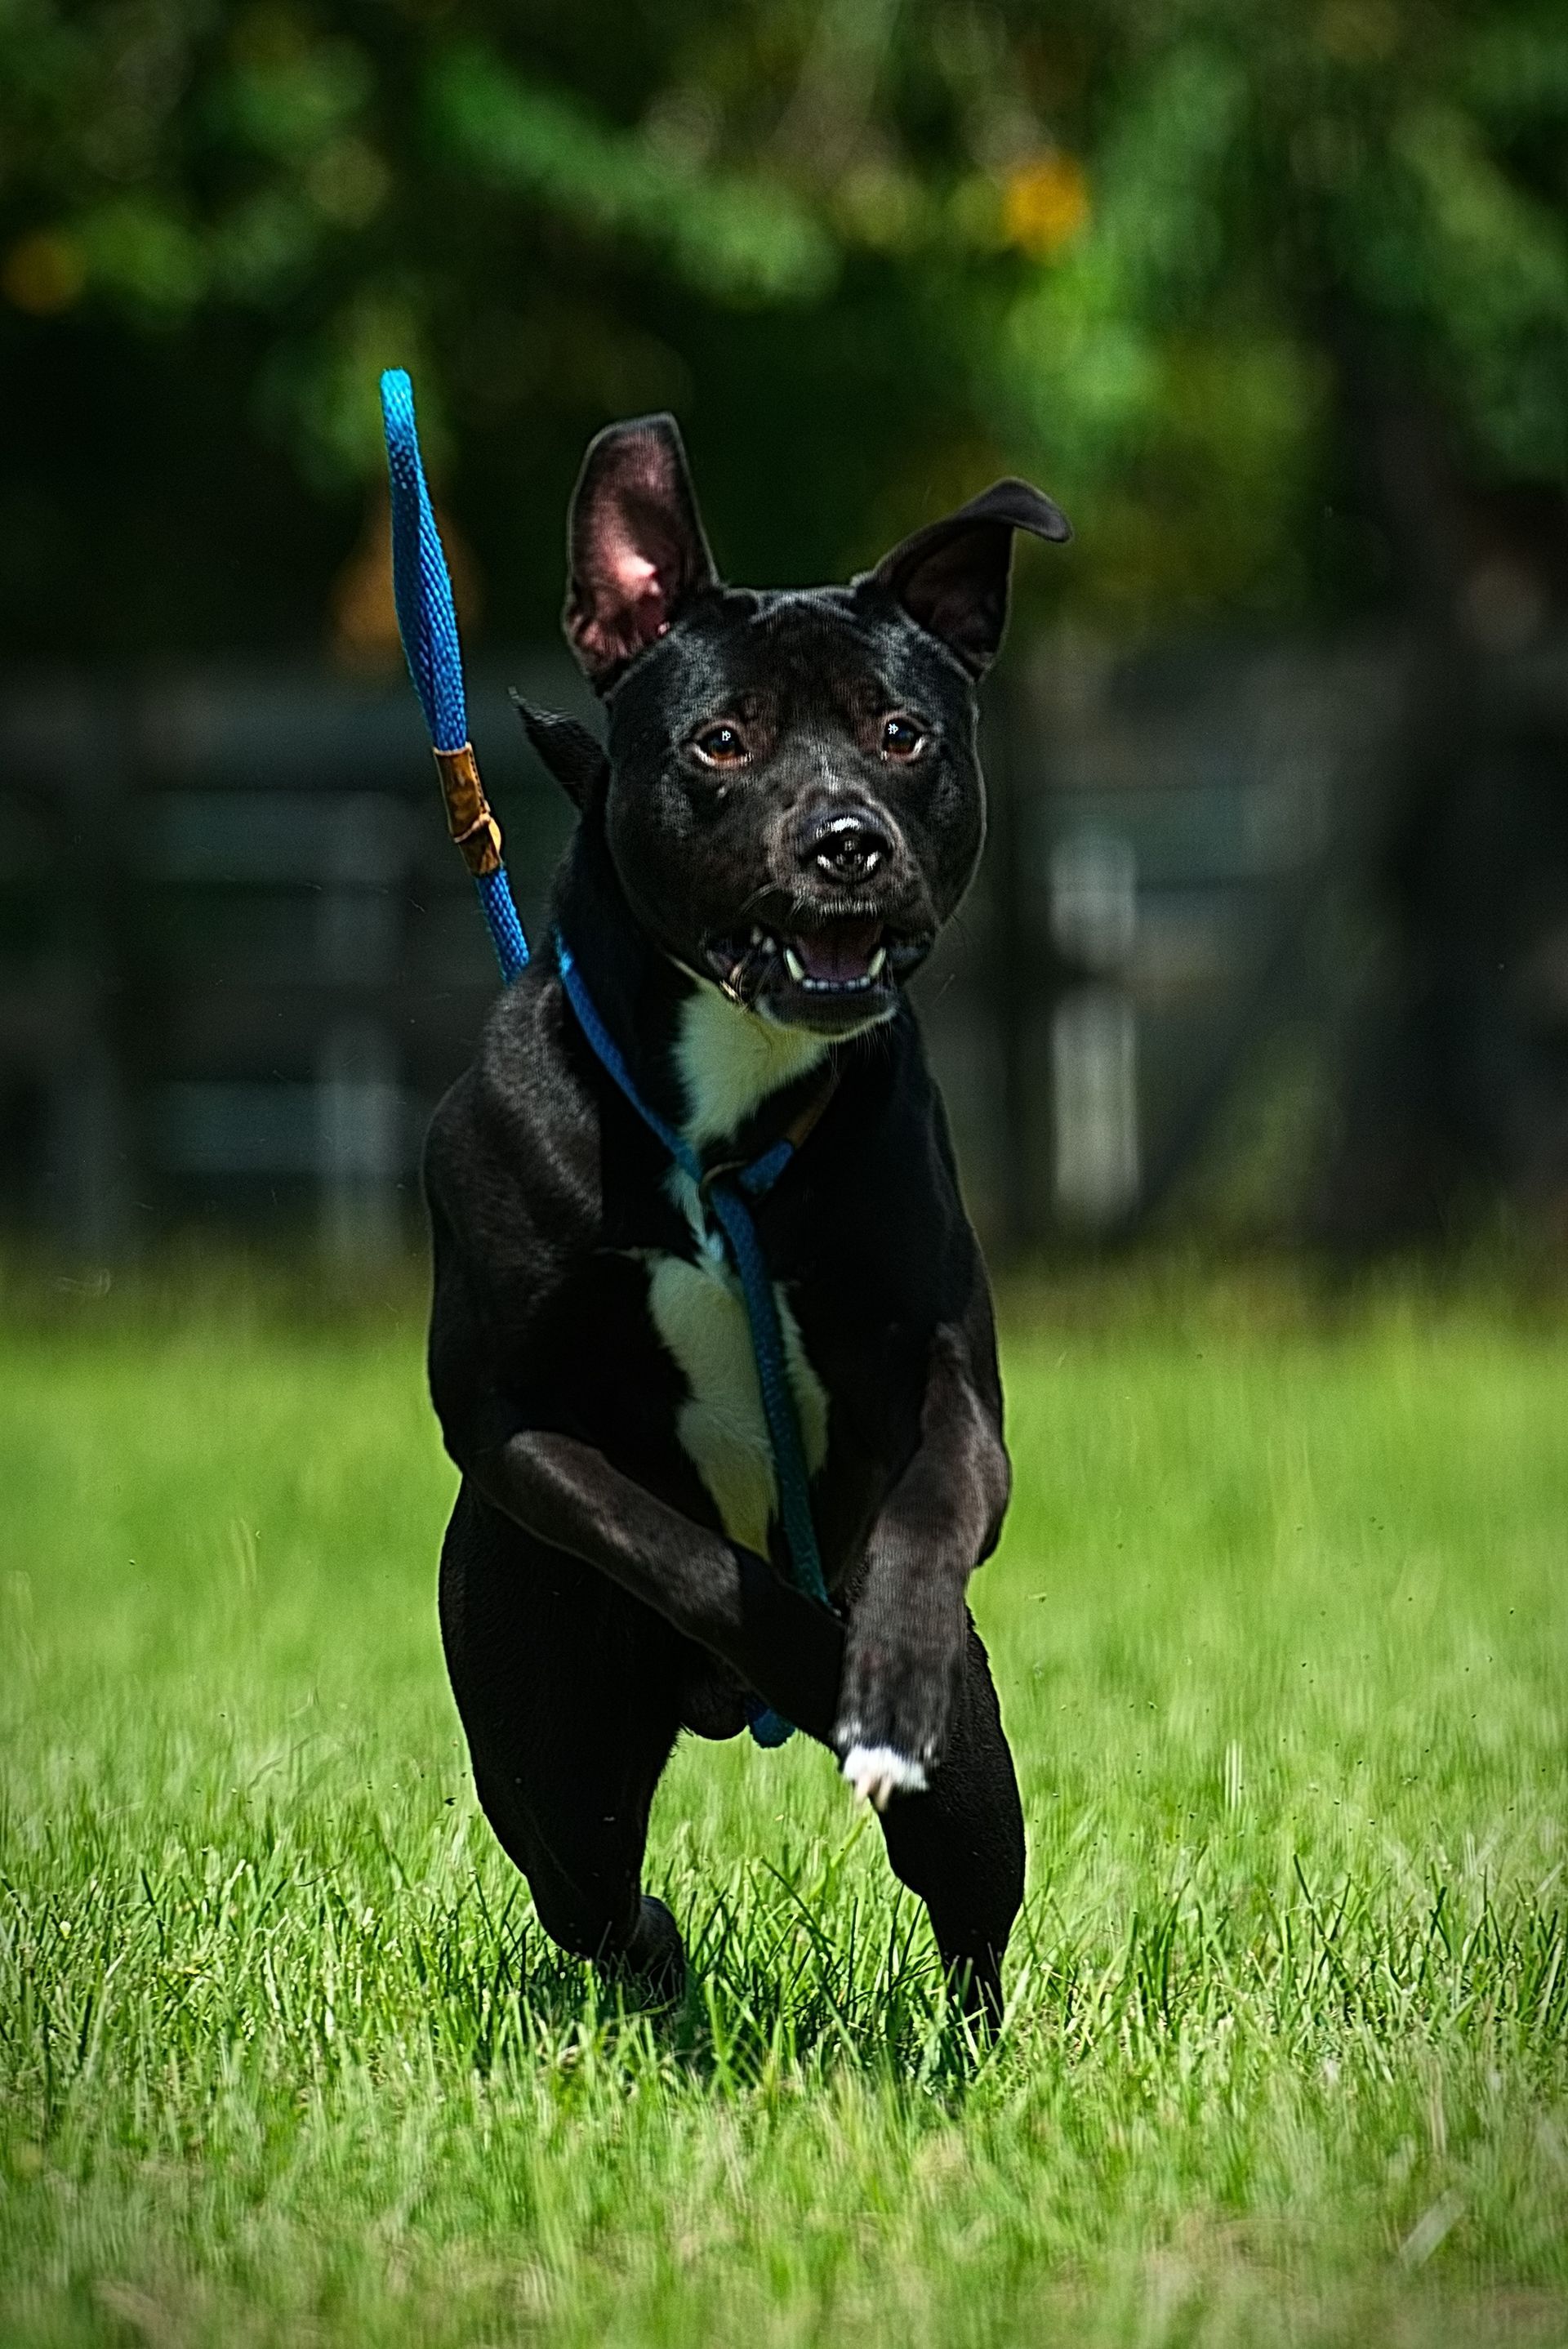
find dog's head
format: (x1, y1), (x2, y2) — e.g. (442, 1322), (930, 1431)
(529, 414), (1068, 1036)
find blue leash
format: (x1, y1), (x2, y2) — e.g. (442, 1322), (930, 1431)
(379, 368), (829, 1749)
(380, 369), (528, 983)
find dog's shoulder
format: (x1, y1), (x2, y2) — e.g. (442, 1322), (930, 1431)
(423, 960), (607, 1306)
(425, 961), (630, 1441)
(428, 963), (582, 1180)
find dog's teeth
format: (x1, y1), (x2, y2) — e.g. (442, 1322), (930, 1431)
(783, 946), (805, 983)
(868, 947), (888, 978)
(751, 925), (764, 945)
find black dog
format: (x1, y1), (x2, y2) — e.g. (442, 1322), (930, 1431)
(425, 417), (1069, 2021)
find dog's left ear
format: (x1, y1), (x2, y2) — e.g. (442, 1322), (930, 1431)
(510, 692), (608, 810)
(865, 479), (1071, 676)
(564, 413), (718, 689)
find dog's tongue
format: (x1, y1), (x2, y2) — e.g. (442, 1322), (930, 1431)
(794, 920), (881, 983)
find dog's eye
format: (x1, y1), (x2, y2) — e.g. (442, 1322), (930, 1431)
(880, 715), (925, 760)
(692, 723), (748, 767)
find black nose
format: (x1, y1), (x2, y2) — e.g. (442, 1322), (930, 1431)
(800, 806), (893, 884)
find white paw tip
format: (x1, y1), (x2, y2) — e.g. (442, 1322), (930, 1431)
(840, 1744), (928, 1812)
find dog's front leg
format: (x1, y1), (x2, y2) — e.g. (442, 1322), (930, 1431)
(835, 1328), (1010, 1810)
(461, 1424), (846, 1741)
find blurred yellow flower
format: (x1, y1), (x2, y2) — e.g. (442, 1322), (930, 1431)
(1001, 152), (1090, 257)
(2, 230), (86, 315)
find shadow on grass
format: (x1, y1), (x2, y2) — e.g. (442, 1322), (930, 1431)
(435, 1861), (1000, 2095)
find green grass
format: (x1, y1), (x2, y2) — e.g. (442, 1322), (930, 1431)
(2, 1275), (1567, 2347)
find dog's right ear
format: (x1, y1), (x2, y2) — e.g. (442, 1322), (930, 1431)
(865, 478), (1071, 677)
(510, 692), (608, 811)
(564, 413), (718, 689)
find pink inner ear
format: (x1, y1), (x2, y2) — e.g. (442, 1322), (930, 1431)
(600, 526), (660, 600)
(593, 527), (671, 656)
(568, 423), (715, 677)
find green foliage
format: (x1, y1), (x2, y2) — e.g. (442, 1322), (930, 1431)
(1, 1), (1567, 648)
(2, 1286), (1567, 2343)
(434, 45), (839, 305)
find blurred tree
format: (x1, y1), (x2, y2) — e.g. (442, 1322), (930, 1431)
(3, 0), (1568, 1248)
(3, 0), (1567, 657)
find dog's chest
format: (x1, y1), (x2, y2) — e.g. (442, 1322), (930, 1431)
(644, 1245), (827, 1556)
(642, 983), (832, 1557)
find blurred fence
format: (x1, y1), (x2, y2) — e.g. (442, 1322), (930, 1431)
(0, 636), (1411, 1258)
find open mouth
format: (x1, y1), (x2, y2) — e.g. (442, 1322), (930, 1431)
(704, 916), (929, 1025)
(776, 917), (887, 995)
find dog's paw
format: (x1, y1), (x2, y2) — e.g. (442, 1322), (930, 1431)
(835, 1602), (964, 1798)
(840, 1742), (929, 1812)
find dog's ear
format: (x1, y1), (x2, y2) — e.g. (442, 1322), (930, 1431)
(510, 691), (608, 810)
(865, 479), (1071, 677)
(564, 413), (718, 689)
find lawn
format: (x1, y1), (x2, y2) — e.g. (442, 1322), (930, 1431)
(2, 1273), (1566, 2347)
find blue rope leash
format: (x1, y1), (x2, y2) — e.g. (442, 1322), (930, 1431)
(379, 368), (831, 1749)
(379, 368), (528, 983)
(381, 368), (464, 754)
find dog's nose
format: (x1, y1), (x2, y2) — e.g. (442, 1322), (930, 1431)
(800, 806), (893, 884)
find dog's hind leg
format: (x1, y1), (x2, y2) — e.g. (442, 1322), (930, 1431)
(440, 1489), (688, 2002)
(874, 1617), (1024, 2031)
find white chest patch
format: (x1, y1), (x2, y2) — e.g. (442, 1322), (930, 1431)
(673, 981), (829, 1148)
(644, 972), (833, 1553)
(645, 1250), (829, 1557)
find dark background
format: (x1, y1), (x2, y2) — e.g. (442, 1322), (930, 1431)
(5, 0), (1568, 1261)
